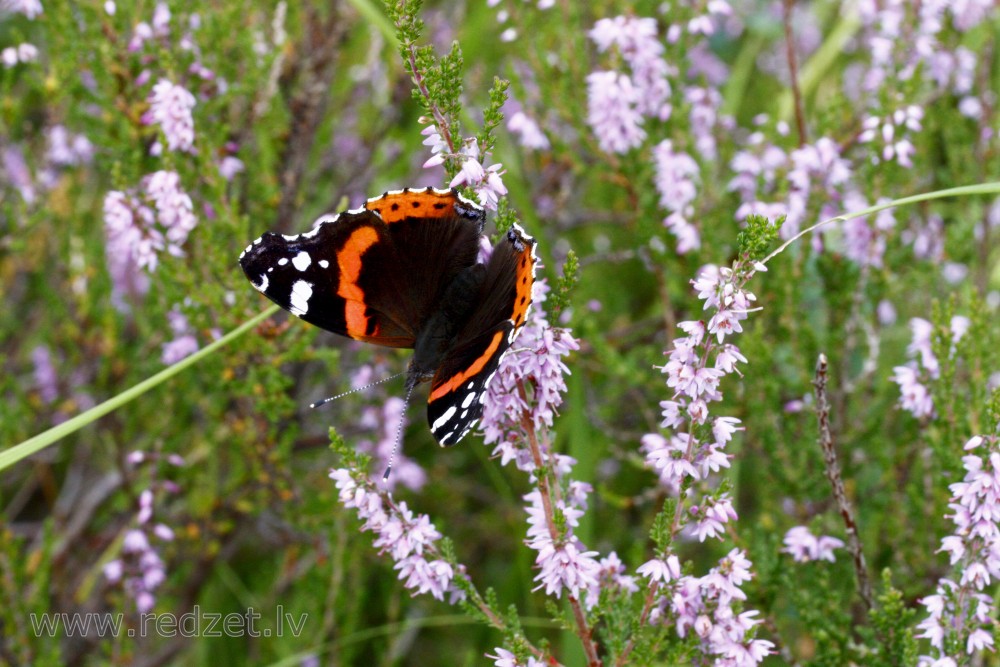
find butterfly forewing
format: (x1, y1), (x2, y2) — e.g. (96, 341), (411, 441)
(239, 188), (486, 349)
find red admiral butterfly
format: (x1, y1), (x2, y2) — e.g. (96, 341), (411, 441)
(239, 187), (536, 447)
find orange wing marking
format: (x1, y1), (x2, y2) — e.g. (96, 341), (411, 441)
(336, 226), (379, 338)
(429, 330), (505, 401)
(511, 245), (535, 328)
(365, 189), (457, 224)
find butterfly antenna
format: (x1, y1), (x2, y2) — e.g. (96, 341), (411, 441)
(310, 372), (405, 408)
(382, 380), (416, 484)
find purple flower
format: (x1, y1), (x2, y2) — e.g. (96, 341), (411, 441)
(32, 345), (58, 404)
(782, 526), (845, 563)
(586, 71), (646, 154)
(637, 556), (681, 583)
(446, 138), (509, 210)
(917, 434), (1000, 662)
(479, 279), (579, 472)
(589, 16), (672, 120)
(0, 0), (42, 19)
(653, 140), (701, 254)
(507, 111), (550, 150)
(329, 468), (465, 603)
(161, 307), (199, 364)
(147, 79), (196, 153)
(533, 541), (601, 599)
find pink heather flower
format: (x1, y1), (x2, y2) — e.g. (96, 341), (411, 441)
(586, 70), (646, 154)
(486, 648), (545, 667)
(2, 43), (38, 67)
(918, 434), (1000, 662)
(162, 307), (199, 364)
(447, 138), (508, 210)
(480, 279), (578, 472)
(589, 15), (672, 119)
(637, 555), (681, 583)
(1, 0), (43, 19)
(218, 156), (244, 181)
(533, 541), (601, 599)
(46, 126), (94, 168)
(507, 111), (550, 150)
(892, 365), (934, 418)
(148, 79), (196, 153)
(653, 140), (701, 254)
(329, 469), (465, 603)
(144, 170), (197, 246)
(32, 345), (58, 404)
(782, 526), (845, 563)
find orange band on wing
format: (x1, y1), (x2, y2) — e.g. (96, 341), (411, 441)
(336, 226), (379, 338)
(511, 248), (534, 328)
(365, 190), (457, 224)
(429, 330), (504, 401)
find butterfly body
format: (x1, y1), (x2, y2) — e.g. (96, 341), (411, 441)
(239, 187), (536, 446)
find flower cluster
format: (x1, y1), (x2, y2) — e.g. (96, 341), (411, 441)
(586, 16), (672, 154)
(525, 486), (601, 601)
(917, 434), (1000, 663)
(891, 315), (970, 419)
(103, 452), (183, 613)
(1, 43), (37, 68)
(643, 548), (774, 665)
(161, 307), (199, 365)
(652, 139), (700, 253)
(147, 79), (197, 153)
(643, 264), (754, 495)
(506, 110), (549, 151)
(782, 526), (845, 563)
(479, 277), (579, 472)
(637, 257), (774, 663)
(329, 468), (464, 602)
(0, 0), (42, 19)
(858, 106), (923, 168)
(103, 170), (198, 277)
(422, 125), (508, 210)
(355, 395), (426, 492)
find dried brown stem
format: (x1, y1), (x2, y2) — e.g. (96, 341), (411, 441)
(273, 4), (347, 233)
(782, 0), (808, 146)
(813, 354), (873, 611)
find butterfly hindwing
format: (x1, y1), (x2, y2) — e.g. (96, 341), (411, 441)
(426, 224), (537, 446)
(239, 188), (485, 348)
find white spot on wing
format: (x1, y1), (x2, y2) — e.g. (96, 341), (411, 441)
(282, 234), (299, 241)
(318, 259), (330, 269)
(253, 274), (269, 293)
(278, 258), (289, 266)
(461, 392), (475, 409)
(291, 251), (312, 271)
(289, 280), (313, 316)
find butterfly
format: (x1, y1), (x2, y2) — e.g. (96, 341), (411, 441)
(239, 187), (536, 447)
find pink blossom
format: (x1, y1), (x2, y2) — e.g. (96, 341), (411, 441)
(586, 71), (645, 154)
(782, 526), (845, 563)
(148, 79), (196, 153)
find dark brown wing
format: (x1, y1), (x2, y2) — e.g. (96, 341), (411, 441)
(425, 224), (537, 445)
(239, 188), (486, 348)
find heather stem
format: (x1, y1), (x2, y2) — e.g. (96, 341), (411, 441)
(518, 380), (602, 667)
(813, 354), (873, 611)
(405, 43), (457, 154)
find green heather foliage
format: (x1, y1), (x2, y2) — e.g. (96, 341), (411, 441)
(2, 0), (1000, 665)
